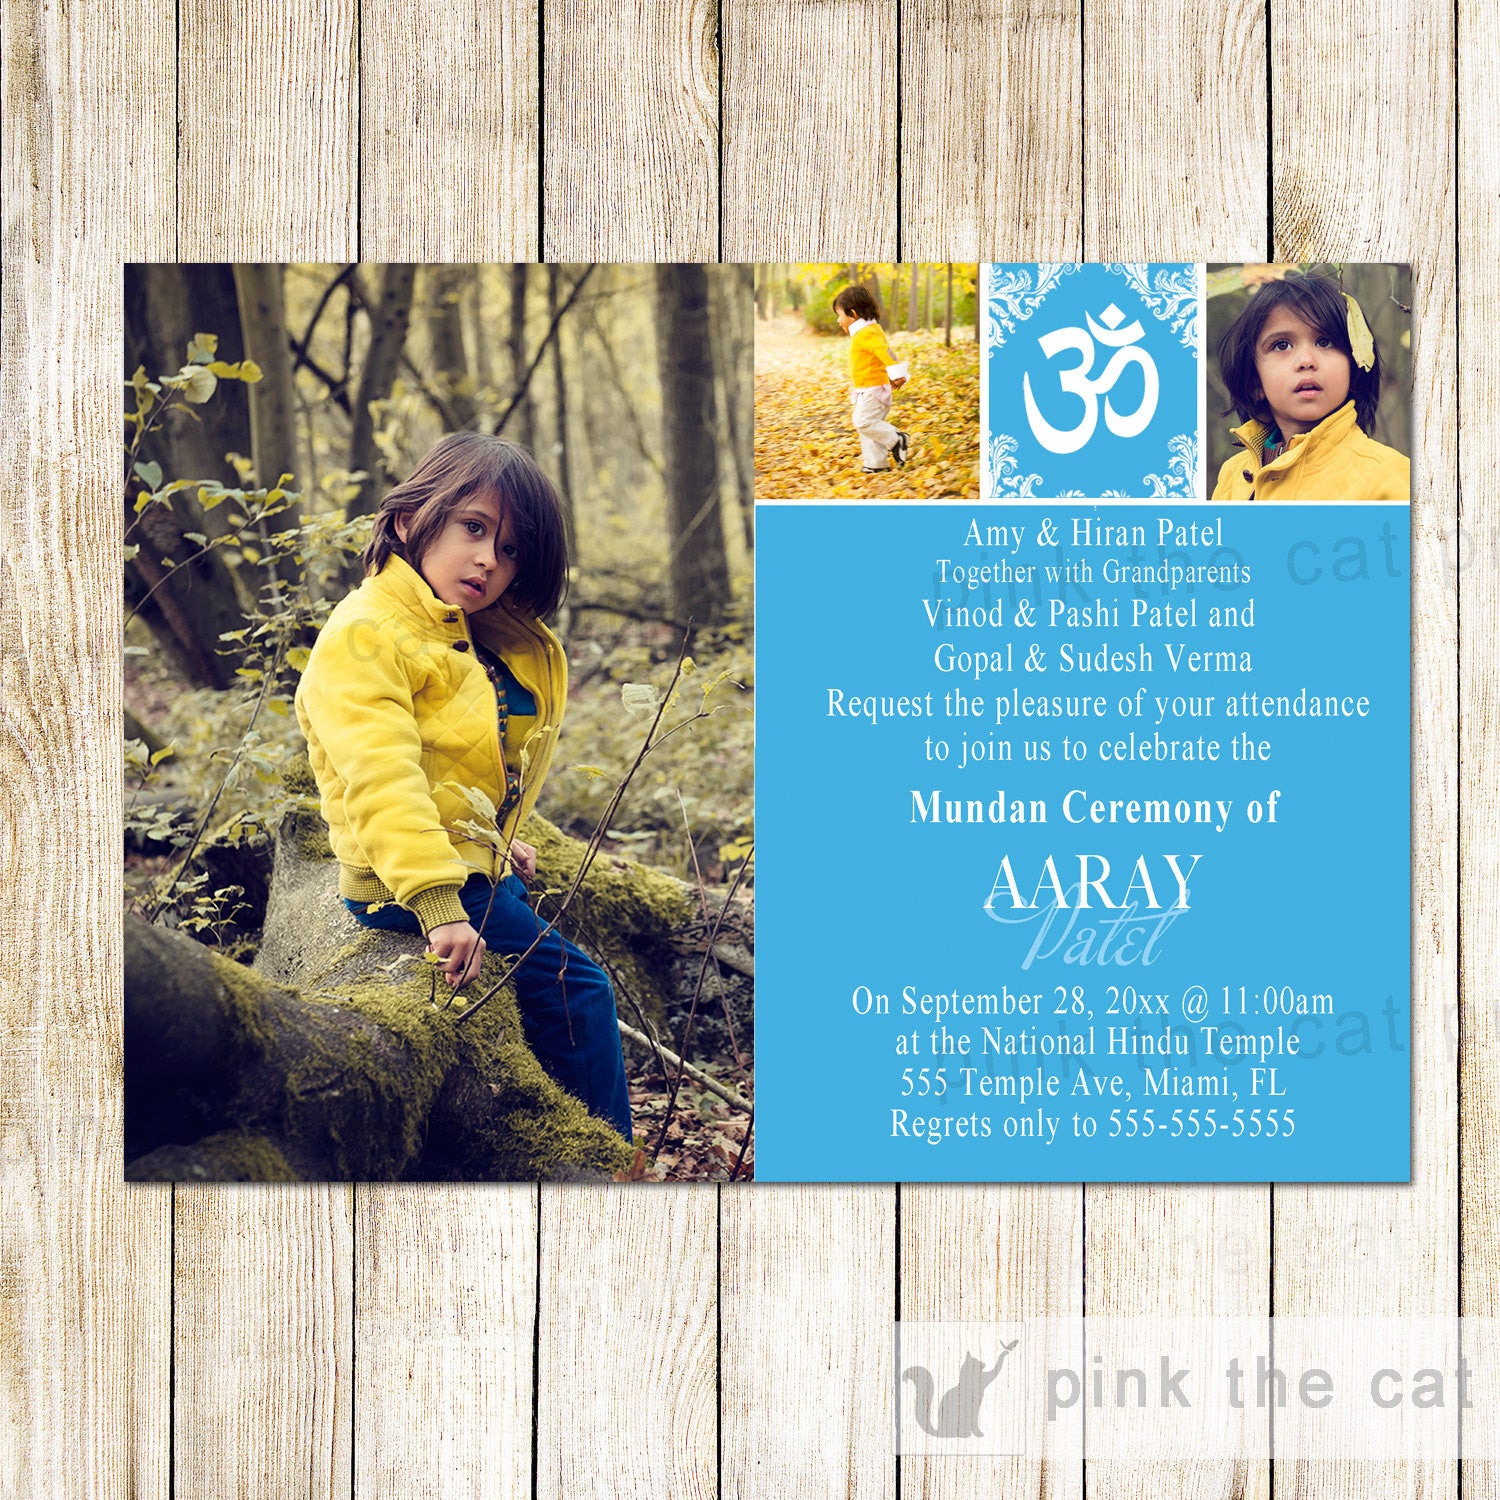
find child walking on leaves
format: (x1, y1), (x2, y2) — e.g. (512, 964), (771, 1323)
(833, 285), (911, 474)
(295, 433), (633, 1142)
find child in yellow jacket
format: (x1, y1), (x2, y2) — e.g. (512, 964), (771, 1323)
(1212, 270), (1409, 502)
(834, 285), (911, 473)
(295, 433), (632, 1141)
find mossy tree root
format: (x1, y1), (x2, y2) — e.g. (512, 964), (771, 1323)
(123, 915), (630, 1182)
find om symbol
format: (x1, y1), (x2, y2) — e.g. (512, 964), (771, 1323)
(1022, 303), (1159, 455)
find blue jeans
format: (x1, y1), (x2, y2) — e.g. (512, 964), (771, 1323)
(345, 874), (632, 1142)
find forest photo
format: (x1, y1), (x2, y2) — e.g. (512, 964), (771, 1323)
(753, 262), (981, 500)
(123, 264), (754, 1183)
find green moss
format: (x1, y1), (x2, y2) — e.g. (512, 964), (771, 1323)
(280, 752), (318, 796)
(330, 934), (379, 968)
(294, 813), (334, 861)
(275, 967), (456, 1179)
(209, 951), (278, 1054)
(192, 1131), (296, 1181)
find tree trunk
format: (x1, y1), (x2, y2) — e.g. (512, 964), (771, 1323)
(124, 264), (255, 687)
(348, 264), (417, 518)
(654, 265), (730, 629)
(546, 264), (576, 549)
(233, 266), (303, 499)
(712, 266), (754, 557)
(924, 264), (934, 329)
(908, 261), (920, 331)
(123, 500), (248, 689)
(508, 264), (535, 451)
(945, 262), (954, 347)
(422, 264), (477, 430)
(470, 270), (493, 422)
(125, 264), (253, 503)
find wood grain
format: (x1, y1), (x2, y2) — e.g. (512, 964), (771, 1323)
(353, 1186), (537, 1497)
(0, 0), (174, 1495)
(173, 1189), (352, 1496)
(901, 1187), (1083, 1499)
(537, 1186), (717, 1497)
(178, 1), (357, 258)
(1459, 0), (1497, 1490)
(170, 5), (361, 1495)
(1080, 3), (1273, 1497)
(1271, 0), (1459, 1494)
(361, 0), (539, 262)
(722, 1186), (897, 1497)
(900, 0), (1082, 260)
(898, 8), (1084, 1496)
(722, 0), (897, 261)
(543, 0), (719, 260)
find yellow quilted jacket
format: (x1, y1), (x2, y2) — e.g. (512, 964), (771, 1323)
(1211, 401), (1410, 502)
(294, 554), (567, 933)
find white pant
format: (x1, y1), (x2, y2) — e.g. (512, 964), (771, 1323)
(851, 385), (898, 469)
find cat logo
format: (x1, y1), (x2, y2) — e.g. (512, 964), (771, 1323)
(903, 1338), (1020, 1440)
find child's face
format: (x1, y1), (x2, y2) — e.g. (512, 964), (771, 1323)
(398, 489), (520, 614)
(1251, 309), (1352, 438)
(835, 303), (855, 332)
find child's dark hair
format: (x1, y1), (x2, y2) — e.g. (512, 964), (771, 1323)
(1216, 270), (1382, 434)
(833, 284), (881, 323)
(363, 432), (568, 617)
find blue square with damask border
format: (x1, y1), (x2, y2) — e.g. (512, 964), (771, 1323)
(981, 263), (1203, 499)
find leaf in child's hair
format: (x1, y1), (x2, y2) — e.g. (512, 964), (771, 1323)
(133, 460), (163, 490)
(179, 365), (218, 404)
(1344, 293), (1376, 371)
(621, 682), (660, 720)
(186, 333), (219, 365)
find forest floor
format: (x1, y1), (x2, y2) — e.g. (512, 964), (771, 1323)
(753, 315), (981, 499)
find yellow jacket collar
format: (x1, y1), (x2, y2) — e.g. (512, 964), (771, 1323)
(363, 555), (560, 661)
(364, 553), (469, 630)
(1230, 401), (1359, 472)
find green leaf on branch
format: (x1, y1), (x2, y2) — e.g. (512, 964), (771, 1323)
(186, 333), (219, 365)
(133, 460), (163, 490)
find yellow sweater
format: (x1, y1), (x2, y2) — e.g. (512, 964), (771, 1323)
(849, 322), (895, 387)
(294, 555), (567, 933)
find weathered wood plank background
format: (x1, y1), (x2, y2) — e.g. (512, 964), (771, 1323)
(1, 0), (1484, 1494)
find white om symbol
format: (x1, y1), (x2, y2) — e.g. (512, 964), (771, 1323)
(1022, 303), (1160, 455)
